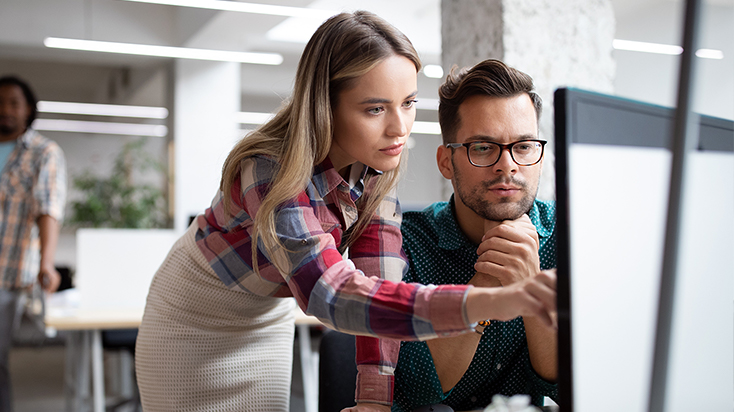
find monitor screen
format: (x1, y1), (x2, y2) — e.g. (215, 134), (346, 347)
(554, 88), (733, 412)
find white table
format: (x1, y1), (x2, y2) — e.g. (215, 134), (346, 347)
(45, 305), (323, 412)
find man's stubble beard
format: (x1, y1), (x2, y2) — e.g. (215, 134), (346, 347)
(0, 125), (15, 136)
(0, 118), (22, 137)
(452, 157), (538, 221)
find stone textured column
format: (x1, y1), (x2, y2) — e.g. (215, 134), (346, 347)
(441, 0), (616, 200)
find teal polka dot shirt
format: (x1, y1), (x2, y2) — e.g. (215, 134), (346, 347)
(393, 198), (558, 412)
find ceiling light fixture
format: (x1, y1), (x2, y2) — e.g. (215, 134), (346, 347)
(33, 119), (168, 137)
(44, 37), (283, 65)
(695, 49), (724, 60)
(613, 39), (724, 60)
(411, 121), (441, 135)
(234, 111), (441, 134)
(38, 101), (169, 119)
(121, 0), (336, 18)
(415, 98), (439, 111)
(422, 65), (444, 79)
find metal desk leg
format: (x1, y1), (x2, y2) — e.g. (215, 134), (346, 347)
(64, 330), (87, 412)
(119, 350), (134, 400)
(91, 329), (105, 412)
(298, 324), (318, 412)
(80, 331), (92, 412)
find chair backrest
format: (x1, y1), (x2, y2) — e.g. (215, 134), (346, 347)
(318, 330), (357, 412)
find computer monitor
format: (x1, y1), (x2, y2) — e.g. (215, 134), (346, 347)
(554, 88), (733, 412)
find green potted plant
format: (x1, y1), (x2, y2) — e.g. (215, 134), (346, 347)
(69, 138), (169, 229)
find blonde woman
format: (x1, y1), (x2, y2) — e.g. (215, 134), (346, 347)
(135, 11), (557, 412)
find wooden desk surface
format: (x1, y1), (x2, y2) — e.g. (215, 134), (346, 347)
(45, 306), (322, 330)
(45, 307), (145, 330)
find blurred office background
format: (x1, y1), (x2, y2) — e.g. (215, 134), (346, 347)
(0, 0), (731, 411)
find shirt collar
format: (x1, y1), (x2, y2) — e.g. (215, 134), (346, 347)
(16, 128), (35, 148)
(435, 197), (473, 250)
(311, 157), (375, 199)
(435, 196), (554, 250)
(527, 200), (555, 239)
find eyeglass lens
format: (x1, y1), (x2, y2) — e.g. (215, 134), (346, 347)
(468, 141), (543, 166)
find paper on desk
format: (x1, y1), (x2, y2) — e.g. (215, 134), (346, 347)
(483, 395), (540, 412)
(46, 288), (80, 315)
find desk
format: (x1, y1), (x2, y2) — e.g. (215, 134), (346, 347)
(45, 305), (323, 412)
(45, 307), (142, 412)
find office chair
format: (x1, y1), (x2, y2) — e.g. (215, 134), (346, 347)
(318, 330), (357, 412)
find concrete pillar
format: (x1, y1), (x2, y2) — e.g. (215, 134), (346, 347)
(173, 60), (240, 232)
(441, 0), (616, 200)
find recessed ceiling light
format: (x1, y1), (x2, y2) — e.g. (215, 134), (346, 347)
(422, 65), (444, 79)
(233, 111), (441, 135)
(695, 49), (724, 60)
(121, 0), (336, 18)
(415, 98), (439, 111)
(44, 37), (283, 65)
(411, 121), (441, 135)
(38, 101), (168, 119)
(33, 119), (168, 137)
(613, 39), (724, 60)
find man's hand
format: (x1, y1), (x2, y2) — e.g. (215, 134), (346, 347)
(341, 403), (391, 412)
(36, 214), (61, 293)
(474, 214), (540, 286)
(37, 265), (61, 293)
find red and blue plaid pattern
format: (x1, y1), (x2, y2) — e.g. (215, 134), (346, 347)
(195, 155), (472, 404)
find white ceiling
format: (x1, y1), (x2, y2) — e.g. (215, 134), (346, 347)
(0, 0), (730, 108)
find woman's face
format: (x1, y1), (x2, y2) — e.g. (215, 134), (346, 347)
(329, 55), (418, 178)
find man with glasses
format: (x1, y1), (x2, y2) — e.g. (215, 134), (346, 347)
(391, 59), (557, 412)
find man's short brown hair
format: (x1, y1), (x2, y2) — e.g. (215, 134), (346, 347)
(438, 59), (542, 144)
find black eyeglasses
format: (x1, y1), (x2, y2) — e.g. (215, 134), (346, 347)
(445, 139), (547, 167)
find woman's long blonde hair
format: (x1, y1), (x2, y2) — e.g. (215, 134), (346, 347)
(220, 11), (421, 274)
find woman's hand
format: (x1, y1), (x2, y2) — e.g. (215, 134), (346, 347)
(466, 269), (557, 329)
(341, 403), (392, 412)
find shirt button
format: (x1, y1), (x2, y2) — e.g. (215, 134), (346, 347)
(496, 363), (502, 370)
(470, 396), (477, 403)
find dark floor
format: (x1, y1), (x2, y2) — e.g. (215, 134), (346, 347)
(9, 330), (321, 412)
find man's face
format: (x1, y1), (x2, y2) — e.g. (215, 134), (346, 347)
(0, 84), (31, 138)
(438, 93), (542, 221)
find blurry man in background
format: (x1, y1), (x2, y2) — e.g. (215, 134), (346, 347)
(0, 75), (66, 412)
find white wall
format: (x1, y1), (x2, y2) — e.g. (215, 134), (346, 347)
(173, 59), (241, 232)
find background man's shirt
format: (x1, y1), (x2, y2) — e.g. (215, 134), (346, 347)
(0, 129), (66, 289)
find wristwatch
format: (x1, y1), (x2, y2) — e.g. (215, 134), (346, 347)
(474, 319), (491, 335)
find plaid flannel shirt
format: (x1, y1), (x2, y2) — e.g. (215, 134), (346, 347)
(195, 155), (474, 405)
(0, 129), (66, 290)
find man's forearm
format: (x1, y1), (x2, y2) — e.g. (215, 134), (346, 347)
(37, 215), (59, 270)
(427, 272), (501, 393)
(524, 315), (557, 381)
(426, 329), (482, 393)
